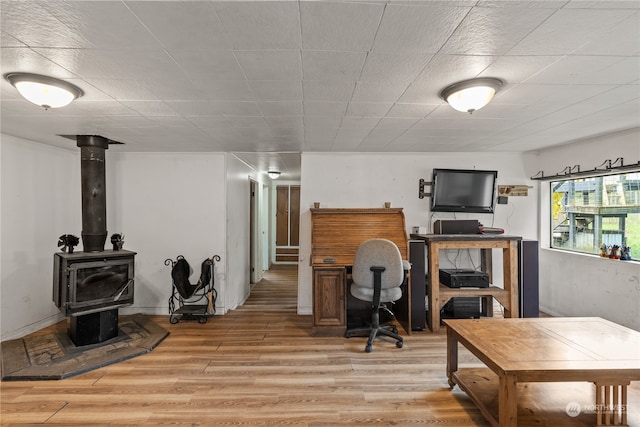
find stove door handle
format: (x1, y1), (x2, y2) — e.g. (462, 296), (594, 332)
(113, 279), (134, 301)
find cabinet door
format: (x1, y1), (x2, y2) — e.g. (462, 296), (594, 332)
(313, 268), (345, 327)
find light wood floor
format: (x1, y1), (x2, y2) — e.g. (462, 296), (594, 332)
(1, 265), (638, 426)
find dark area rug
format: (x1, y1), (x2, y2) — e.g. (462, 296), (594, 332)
(1, 314), (169, 381)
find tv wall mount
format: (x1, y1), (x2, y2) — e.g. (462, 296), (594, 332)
(418, 179), (432, 199)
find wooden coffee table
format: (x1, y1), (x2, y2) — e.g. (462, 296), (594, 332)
(444, 317), (640, 427)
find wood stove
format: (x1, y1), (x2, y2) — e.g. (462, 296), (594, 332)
(52, 135), (136, 346)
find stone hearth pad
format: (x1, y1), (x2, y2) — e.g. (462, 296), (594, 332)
(1, 314), (169, 381)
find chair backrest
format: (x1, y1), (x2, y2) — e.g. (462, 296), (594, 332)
(352, 238), (404, 290)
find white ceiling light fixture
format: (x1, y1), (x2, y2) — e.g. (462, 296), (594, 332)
(4, 72), (84, 110)
(439, 78), (503, 114)
(267, 170), (281, 179)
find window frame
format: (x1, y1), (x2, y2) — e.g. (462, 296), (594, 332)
(548, 170), (640, 261)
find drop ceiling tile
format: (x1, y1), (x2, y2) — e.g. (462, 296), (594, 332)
(346, 102), (392, 118)
(303, 81), (355, 102)
(300, 1), (383, 51)
(257, 101), (303, 116)
(479, 56), (562, 84)
(351, 82), (408, 103)
(573, 12), (640, 56)
(372, 4), (470, 53)
(193, 80), (255, 102)
(303, 102), (348, 117)
(269, 127), (304, 140)
(43, 1), (160, 49)
(495, 83), (617, 107)
(525, 56), (639, 85)
(167, 101), (261, 117)
(170, 51), (244, 80)
(213, 2), (301, 49)
(375, 117), (420, 130)
(340, 117), (381, 129)
(264, 116), (304, 130)
(335, 127), (372, 140)
(441, 6), (554, 55)
(248, 81), (303, 101)
(386, 103), (437, 118)
(302, 51), (367, 81)
(188, 116), (268, 130)
(563, 1), (640, 8)
(1, 1), (86, 48)
(118, 101), (178, 117)
(1, 47), (77, 79)
(0, 32), (27, 48)
(583, 85), (640, 106)
(477, 1), (567, 9)
(360, 53), (433, 85)
(304, 116), (343, 131)
(84, 79), (160, 101)
(127, 1), (232, 51)
(508, 8), (633, 55)
(236, 51), (302, 81)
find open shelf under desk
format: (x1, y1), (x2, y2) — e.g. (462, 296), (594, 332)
(438, 284), (509, 312)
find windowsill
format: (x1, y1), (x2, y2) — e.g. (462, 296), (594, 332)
(541, 247), (639, 264)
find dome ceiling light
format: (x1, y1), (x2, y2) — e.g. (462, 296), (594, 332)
(4, 72), (84, 110)
(267, 170), (281, 179)
(439, 78), (503, 114)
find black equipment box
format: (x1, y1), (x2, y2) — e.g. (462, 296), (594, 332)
(433, 219), (479, 234)
(441, 297), (482, 320)
(439, 268), (489, 288)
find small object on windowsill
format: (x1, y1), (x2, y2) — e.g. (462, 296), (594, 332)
(609, 245), (620, 259)
(599, 243), (609, 257)
(620, 246), (631, 261)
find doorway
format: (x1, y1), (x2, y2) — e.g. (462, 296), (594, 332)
(275, 185), (300, 264)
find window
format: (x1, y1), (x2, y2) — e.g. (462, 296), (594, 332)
(551, 172), (640, 261)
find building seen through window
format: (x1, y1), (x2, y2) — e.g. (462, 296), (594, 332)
(551, 172), (640, 261)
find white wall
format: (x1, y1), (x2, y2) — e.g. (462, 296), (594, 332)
(1, 135), (78, 339)
(0, 137), (233, 339)
(225, 154), (257, 310)
(106, 151), (227, 316)
(533, 127), (640, 330)
(297, 152), (538, 315)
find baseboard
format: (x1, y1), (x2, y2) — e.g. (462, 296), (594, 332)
(0, 312), (65, 341)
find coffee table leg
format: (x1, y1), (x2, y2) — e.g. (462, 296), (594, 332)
(595, 382), (629, 426)
(498, 374), (518, 427)
(446, 330), (458, 388)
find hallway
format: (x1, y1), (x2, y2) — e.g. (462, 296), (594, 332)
(241, 264), (298, 313)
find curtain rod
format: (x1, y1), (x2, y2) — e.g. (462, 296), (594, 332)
(531, 158), (640, 181)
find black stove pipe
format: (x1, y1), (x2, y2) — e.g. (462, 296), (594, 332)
(77, 135), (109, 252)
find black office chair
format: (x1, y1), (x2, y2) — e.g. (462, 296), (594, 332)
(345, 238), (408, 352)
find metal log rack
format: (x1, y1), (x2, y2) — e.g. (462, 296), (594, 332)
(165, 254), (220, 324)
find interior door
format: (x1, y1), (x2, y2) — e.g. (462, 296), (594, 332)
(275, 185), (300, 263)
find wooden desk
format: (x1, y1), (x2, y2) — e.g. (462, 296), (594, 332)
(411, 233), (521, 333)
(444, 317), (640, 427)
(310, 208), (409, 336)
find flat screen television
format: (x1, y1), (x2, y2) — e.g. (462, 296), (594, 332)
(431, 168), (498, 213)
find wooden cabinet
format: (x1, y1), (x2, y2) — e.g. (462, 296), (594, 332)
(312, 267), (345, 335)
(310, 208), (409, 336)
